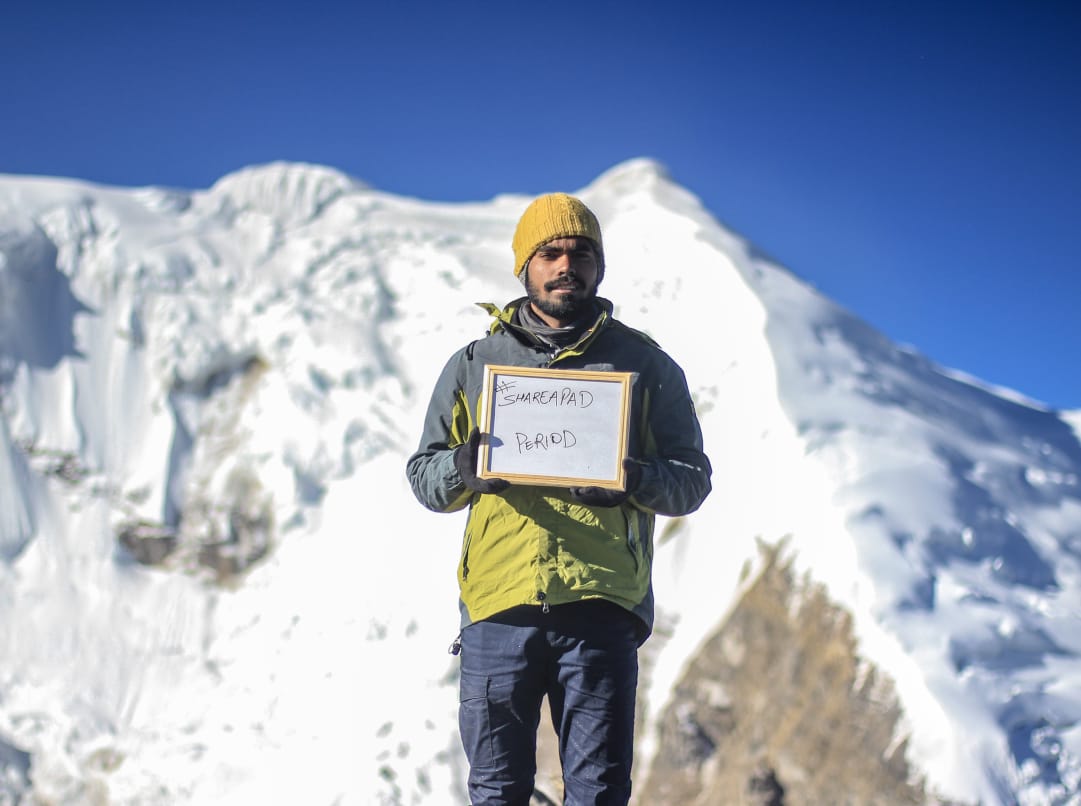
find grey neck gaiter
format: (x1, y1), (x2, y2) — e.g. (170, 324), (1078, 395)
(515, 299), (599, 349)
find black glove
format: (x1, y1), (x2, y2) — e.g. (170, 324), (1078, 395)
(569, 459), (642, 508)
(454, 429), (510, 494)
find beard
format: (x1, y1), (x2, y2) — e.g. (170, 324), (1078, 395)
(525, 272), (598, 322)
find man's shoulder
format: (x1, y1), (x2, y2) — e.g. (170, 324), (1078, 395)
(606, 317), (662, 350)
(455, 323), (530, 365)
(601, 317), (692, 379)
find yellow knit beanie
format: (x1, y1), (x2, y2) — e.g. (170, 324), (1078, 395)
(511, 193), (604, 279)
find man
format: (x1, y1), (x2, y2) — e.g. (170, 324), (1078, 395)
(406, 193), (712, 805)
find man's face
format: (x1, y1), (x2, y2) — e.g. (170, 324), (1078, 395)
(524, 237), (601, 325)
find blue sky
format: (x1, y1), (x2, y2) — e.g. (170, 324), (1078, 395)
(4, 0), (1080, 409)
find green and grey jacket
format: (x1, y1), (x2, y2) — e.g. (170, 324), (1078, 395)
(406, 297), (712, 638)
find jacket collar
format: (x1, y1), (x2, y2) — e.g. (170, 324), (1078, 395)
(477, 297), (613, 332)
(477, 297), (614, 357)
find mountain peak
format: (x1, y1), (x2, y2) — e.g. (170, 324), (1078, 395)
(205, 161), (368, 225)
(588, 158), (673, 194)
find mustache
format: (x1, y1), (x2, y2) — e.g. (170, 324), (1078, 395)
(545, 276), (585, 292)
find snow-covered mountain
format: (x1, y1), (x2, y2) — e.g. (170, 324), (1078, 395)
(1, 159), (1079, 805)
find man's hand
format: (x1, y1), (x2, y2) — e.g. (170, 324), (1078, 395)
(569, 459), (642, 508)
(454, 429), (511, 494)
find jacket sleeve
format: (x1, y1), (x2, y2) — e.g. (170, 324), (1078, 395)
(630, 358), (712, 516)
(406, 350), (475, 513)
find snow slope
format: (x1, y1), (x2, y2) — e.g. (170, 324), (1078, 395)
(1, 160), (1079, 804)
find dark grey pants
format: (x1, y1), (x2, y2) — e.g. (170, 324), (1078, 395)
(458, 600), (640, 806)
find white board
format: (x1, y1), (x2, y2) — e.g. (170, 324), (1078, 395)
(477, 364), (633, 489)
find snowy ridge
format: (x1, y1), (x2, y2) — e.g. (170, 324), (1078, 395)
(1, 160), (1079, 804)
(748, 259), (1081, 800)
(204, 162), (368, 226)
